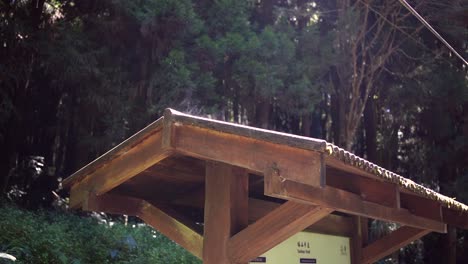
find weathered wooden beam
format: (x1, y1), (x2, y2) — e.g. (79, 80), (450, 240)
(265, 172), (447, 233)
(139, 157), (205, 183)
(68, 127), (173, 209)
(326, 169), (462, 230)
(172, 189), (354, 237)
(351, 216), (368, 264)
(327, 167), (399, 208)
(400, 192), (443, 221)
(203, 162), (249, 264)
(171, 123), (323, 187)
(362, 226), (431, 264)
(62, 117), (165, 189)
(140, 201), (204, 259)
(442, 207), (468, 229)
(248, 198), (354, 237)
(228, 201), (333, 263)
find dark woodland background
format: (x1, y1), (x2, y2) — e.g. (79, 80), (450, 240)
(0, 0), (467, 263)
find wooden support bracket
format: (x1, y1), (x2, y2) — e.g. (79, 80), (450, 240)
(228, 201), (333, 263)
(362, 226), (431, 264)
(139, 201), (204, 259)
(80, 192), (203, 259)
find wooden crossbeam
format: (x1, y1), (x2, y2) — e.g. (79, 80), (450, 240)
(248, 198), (354, 237)
(362, 226), (431, 264)
(327, 167), (448, 226)
(68, 127), (172, 208)
(443, 207), (468, 229)
(400, 192), (443, 221)
(228, 201), (333, 263)
(171, 187), (354, 237)
(327, 167), (399, 208)
(203, 162), (249, 264)
(265, 172), (447, 233)
(170, 122), (323, 187)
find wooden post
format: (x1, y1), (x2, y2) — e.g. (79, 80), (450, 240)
(203, 161), (249, 264)
(351, 216), (364, 264)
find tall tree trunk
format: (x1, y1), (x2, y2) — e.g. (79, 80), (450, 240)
(439, 163), (457, 264)
(255, 99), (270, 129)
(364, 97), (377, 162)
(302, 113), (311, 137)
(443, 226), (457, 264)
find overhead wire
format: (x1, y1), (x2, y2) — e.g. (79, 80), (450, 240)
(356, 0), (451, 65)
(397, 0), (468, 66)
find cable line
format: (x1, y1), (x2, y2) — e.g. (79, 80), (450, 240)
(397, 0), (468, 66)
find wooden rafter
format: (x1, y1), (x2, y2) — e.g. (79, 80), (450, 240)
(68, 127), (172, 208)
(362, 226), (431, 264)
(265, 171), (447, 233)
(228, 202), (333, 263)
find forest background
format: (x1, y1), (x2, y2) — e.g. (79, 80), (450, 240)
(0, 0), (467, 263)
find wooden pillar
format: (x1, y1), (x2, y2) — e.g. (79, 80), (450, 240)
(351, 216), (365, 264)
(203, 161), (249, 264)
(351, 216), (369, 264)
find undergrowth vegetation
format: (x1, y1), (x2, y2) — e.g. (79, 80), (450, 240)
(0, 205), (200, 264)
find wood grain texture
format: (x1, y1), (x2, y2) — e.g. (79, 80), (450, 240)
(228, 201), (333, 263)
(63, 117), (164, 188)
(265, 172), (447, 233)
(203, 162), (249, 264)
(165, 108), (327, 152)
(362, 226), (431, 264)
(442, 207), (468, 229)
(68, 129), (172, 208)
(140, 202), (204, 259)
(248, 198), (354, 237)
(400, 192), (442, 221)
(66, 108), (468, 216)
(172, 192), (354, 237)
(327, 167), (399, 208)
(173, 123), (323, 187)
(350, 216), (366, 264)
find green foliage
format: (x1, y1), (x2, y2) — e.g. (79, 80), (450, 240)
(0, 1), (467, 262)
(0, 205), (200, 264)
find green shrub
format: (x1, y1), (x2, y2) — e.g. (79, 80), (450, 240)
(0, 205), (201, 264)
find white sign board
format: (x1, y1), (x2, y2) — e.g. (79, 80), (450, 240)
(249, 232), (351, 264)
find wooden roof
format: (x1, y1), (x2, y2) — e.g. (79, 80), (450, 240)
(64, 108), (468, 236)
